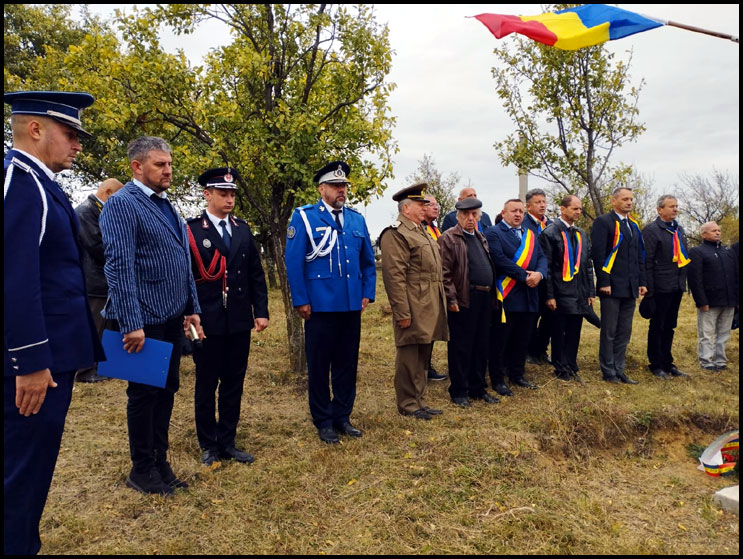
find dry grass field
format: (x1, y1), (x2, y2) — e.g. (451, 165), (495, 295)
(42, 277), (738, 555)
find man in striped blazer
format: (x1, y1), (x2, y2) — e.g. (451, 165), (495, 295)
(100, 136), (204, 496)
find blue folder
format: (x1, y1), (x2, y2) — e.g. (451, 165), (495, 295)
(98, 329), (173, 388)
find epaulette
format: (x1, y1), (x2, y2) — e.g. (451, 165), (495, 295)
(390, 220), (401, 229)
(345, 206), (361, 214)
(186, 216), (201, 222)
(9, 157), (32, 174)
(298, 203), (314, 210)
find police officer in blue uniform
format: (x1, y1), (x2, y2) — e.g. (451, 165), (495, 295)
(4, 91), (104, 555)
(285, 161), (376, 444)
(187, 167), (269, 466)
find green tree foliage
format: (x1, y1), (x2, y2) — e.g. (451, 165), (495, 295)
(4, 4), (397, 375)
(404, 153), (458, 218)
(490, 4), (646, 220)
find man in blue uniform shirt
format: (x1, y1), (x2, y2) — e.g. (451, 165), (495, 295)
(4, 91), (104, 555)
(285, 161), (376, 444)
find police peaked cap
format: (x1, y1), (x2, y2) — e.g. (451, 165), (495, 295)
(314, 161), (351, 184)
(198, 167), (240, 189)
(4, 91), (95, 138)
(455, 197), (482, 210)
(392, 182), (430, 202)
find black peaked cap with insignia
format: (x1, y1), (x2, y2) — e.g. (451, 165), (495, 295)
(198, 167), (240, 190)
(392, 182), (430, 203)
(313, 161), (351, 184)
(4, 90), (95, 138)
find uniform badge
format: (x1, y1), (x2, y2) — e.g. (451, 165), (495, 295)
(203, 239), (212, 248)
(319, 206), (325, 212)
(287, 226), (296, 239)
(224, 172), (233, 183)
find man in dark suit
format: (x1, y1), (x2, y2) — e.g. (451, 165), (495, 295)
(440, 187), (493, 232)
(74, 178), (123, 383)
(538, 195), (595, 382)
(591, 187), (647, 384)
(485, 198), (547, 395)
(101, 136), (204, 495)
(523, 188), (554, 366)
(187, 167), (269, 466)
(4, 91), (105, 555)
(641, 195), (690, 379)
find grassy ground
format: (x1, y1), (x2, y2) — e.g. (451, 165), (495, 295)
(43, 278), (738, 554)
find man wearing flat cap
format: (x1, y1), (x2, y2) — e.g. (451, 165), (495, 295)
(4, 91), (104, 554)
(285, 161), (376, 444)
(379, 183), (449, 420)
(438, 197), (499, 407)
(187, 167), (269, 466)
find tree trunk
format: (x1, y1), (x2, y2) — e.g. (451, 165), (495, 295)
(267, 225), (306, 376)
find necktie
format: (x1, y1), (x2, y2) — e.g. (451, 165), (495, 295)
(219, 219), (231, 250)
(622, 218), (632, 238)
(568, 227), (577, 250)
(332, 209), (342, 229)
(511, 227), (521, 241)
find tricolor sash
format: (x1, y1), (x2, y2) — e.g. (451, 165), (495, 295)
(561, 229), (582, 281)
(426, 224), (441, 240)
(495, 228), (535, 322)
(602, 214), (644, 273)
(667, 222), (691, 268)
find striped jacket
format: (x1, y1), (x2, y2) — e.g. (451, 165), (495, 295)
(100, 182), (200, 333)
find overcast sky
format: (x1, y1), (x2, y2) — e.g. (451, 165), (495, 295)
(87, 4), (739, 237)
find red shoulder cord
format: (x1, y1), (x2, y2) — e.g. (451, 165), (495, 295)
(187, 228), (228, 301)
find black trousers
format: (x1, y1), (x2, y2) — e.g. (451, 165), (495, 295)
(123, 316), (183, 474)
(447, 288), (491, 399)
(193, 331), (251, 451)
(550, 313), (584, 376)
(528, 293), (553, 358)
(647, 291), (683, 372)
(4, 370), (74, 555)
(489, 310), (536, 385)
(305, 311), (361, 429)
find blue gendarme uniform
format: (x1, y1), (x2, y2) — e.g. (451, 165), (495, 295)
(284, 200), (376, 432)
(285, 201), (376, 311)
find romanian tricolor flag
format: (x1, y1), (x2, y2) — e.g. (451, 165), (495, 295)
(496, 229), (535, 322)
(474, 4), (664, 51)
(561, 229), (582, 282)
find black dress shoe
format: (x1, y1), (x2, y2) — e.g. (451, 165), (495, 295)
(668, 366), (689, 378)
(126, 468), (174, 496)
(617, 373), (639, 385)
(335, 422), (363, 438)
(512, 378), (538, 389)
(201, 449), (221, 466)
(603, 375), (620, 383)
(427, 367), (448, 381)
(493, 383), (513, 397)
(76, 373), (108, 383)
(570, 371), (583, 383)
(472, 392), (499, 404)
(650, 369), (670, 379)
(423, 407), (443, 415)
(401, 409), (432, 420)
(318, 427), (340, 444)
(219, 446), (255, 463)
(157, 461), (188, 489)
(451, 396), (471, 407)
(555, 371), (572, 382)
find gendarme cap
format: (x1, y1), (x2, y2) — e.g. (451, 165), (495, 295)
(313, 161), (351, 185)
(4, 91), (94, 138)
(198, 167), (240, 189)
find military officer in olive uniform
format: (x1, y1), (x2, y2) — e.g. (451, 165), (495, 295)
(285, 161), (376, 444)
(379, 183), (449, 420)
(187, 168), (269, 465)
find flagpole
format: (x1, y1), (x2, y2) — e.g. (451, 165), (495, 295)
(643, 14), (739, 44)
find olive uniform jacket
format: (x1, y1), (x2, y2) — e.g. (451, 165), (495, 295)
(379, 214), (449, 347)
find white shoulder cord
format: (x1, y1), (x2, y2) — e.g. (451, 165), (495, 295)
(299, 208), (337, 273)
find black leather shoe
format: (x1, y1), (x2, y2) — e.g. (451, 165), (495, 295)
(570, 371), (583, 383)
(669, 366), (689, 378)
(423, 407), (443, 415)
(427, 367), (447, 381)
(126, 468), (173, 496)
(451, 397), (471, 407)
(219, 446), (255, 463)
(537, 352), (552, 365)
(401, 409), (432, 420)
(603, 375), (620, 383)
(513, 378), (538, 389)
(493, 383), (513, 397)
(201, 449), (221, 466)
(472, 392), (499, 404)
(318, 427), (340, 444)
(335, 422), (363, 438)
(157, 461), (188, 489)
(617, 373), (639, 385)
(650, 369), (670, 379)
(76, 373), (108, 383)
(555, 371), (572, 382)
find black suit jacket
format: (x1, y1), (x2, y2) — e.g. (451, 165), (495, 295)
(188, 212), (269, 335)
(591, 211), (646, 299)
